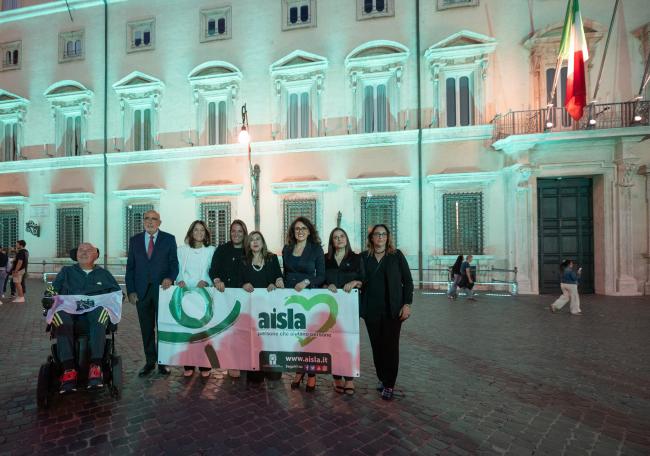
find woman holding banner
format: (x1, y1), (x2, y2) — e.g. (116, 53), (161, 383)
(209, 219), (248, 378)
(177, 220), (216, 378)
(324, 227), (363, 395)
(361, 224), (413, 401)
(282, 217), (325, 392)
(240, 231), (285, 384)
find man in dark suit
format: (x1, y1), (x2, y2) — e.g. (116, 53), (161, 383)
(126, 210), (179, 376)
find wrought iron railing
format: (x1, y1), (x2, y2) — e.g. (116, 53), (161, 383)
(493, 101), (650, 142)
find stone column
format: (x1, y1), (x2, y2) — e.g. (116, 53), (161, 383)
(613, 144), (640, 294)
(510, 164), (535, 294)
(641, 166), (650, 295)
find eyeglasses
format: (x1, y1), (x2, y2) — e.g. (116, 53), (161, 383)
(144, 217), (159, 221)
(372, 232), (388, 238)
(294, 227), (309, 232)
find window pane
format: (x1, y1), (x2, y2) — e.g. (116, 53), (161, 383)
(125, 203), (154, 252)
(133, 110), (141, 151)
(446, 78), (457, 127)
(377, 0), (385, 11)
(364, 85), (374, 133)
(74, 39), (81, 55)
(208, 19), (216, 36)
(361, 195), (397, 247)
(66, 40), (73, 56)
(201, 202), (231, 246)
(134, 31), (142, 46)
(65, 117), (73, 156)
(289, 6), (298, 23)
(12, 49), (18, 65)
(218, 101), (227, 145)
(143, 109), (152, 150)
(364, 0), (373, 13)
(217, 18), (226, 34)
(459, 76), (470, 126)
(74, 116), (81, 155)
(208, 101), (216, 145)
(545, 68), (557, 107)
(143, 30), (151, 45)
(289, 93), (298, 139)
(377, 84), (387, 132)
(300, 92), (309, 138)
(560, 66), (571, 126)
(300, 5), (309, 22)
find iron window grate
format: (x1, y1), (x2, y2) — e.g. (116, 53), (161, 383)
(125, 204), (154, 253)
(361, 195), (397, 247)
(201, 202), (231, 246)
(57, 207), (83, 258)
(283, 199), (317, 242)
(443, 192), (483, 255)
(0, 210), (18, 250)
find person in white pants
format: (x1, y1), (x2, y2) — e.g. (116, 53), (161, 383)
(550, 259), (582, 315)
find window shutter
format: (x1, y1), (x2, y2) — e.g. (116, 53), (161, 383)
(376, 84), (387, 132)
(363, 85), (374, 133)
(218, 101), (227, 144)
(57, 207), (83, 258)
(144, 108), (152, 150)
(133, 110), (142, 151)
(459, 76), (470, 126)
(289, 93), (299, 139)
(361, 195), (397, 247)
(74, 116), (81, 155)
(300, 92), (310, 138)
(208, 101), (216, 146)
(125, 204), (154, 253)
(201, 202), (231, 246)
(446, 78), (457, 127)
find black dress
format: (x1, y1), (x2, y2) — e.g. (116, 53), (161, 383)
(209, 241), (245, 287)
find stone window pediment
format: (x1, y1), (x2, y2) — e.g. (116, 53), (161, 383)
(270, 50), (328, 79)
(425, 30), (496, 64)
(188, 61), (242, 89)
(345, 40), (409, 73)
(0, 89), (28, 161)
(113, 71), (164, 97)
(44, 80), (93, 157)
(0, 89), (28, 113)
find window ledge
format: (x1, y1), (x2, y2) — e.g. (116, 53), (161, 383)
(271, 180), (330, 194)
(189, 184), (243, 197)
(113, 188), (164, 200)
(44, 192), (94, 202)
(0, 195), (27, 205)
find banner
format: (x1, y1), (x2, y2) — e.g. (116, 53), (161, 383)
(157, 287), (360, 377)
(45, 291), (123, 324)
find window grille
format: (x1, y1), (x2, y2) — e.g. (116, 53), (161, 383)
(0, 210), (18, 250)
(57, 207), (83, 258)
(361, 195), (397, 246)
(283, 199), (317, 242)
(2, 0), (19, 11)
(201, 202), (231, 246)
(125, 204), (154, 253)
(443, 192), (483, 255)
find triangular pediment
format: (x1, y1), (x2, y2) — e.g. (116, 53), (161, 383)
(428, 30), (496, 50)
(270, 50), (328, 77)
(44, 80), (93, 100)
(112, 71), (164, 92)
(524, 20), (604, 49)
(188, 61), (242, 82)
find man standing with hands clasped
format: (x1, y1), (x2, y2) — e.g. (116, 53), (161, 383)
(126, 210), (179, 376)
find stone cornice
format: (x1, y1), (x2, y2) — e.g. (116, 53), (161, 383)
(426, 171), (499, 187)
(113, 188), (164, 200)
(0, 0), (127, 24)
(44, 192), (94, 202)
(492, 127), (650, 155)
(189, 184), (243, 197)
(0, 195), (27, 205)
(347, 176), (412, 191)
(271, 180), (330, 194)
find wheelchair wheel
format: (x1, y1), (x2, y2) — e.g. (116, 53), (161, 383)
(110, 355), (122, 399)
(37, 362), (53, 409)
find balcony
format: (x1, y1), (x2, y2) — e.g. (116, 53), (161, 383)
(492, 101), (650, 142)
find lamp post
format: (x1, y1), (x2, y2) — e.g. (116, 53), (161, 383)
(239, 104), (260, 230)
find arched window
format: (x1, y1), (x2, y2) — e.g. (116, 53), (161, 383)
(207, 19), (216, 36)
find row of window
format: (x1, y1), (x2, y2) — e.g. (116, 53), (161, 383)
(0, 192), (483, 258)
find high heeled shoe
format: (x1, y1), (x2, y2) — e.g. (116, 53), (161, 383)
(291, 372), (305, 390)
(305, 376), (316, 393)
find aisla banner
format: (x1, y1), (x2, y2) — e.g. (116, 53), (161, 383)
(157, 287), (360, 377)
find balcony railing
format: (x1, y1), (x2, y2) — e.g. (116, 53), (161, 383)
(492, 101), (650, 142)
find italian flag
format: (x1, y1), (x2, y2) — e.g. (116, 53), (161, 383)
(559, 0), (589, 121)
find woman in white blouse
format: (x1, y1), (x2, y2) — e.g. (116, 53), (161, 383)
(176, 220), (216, 378)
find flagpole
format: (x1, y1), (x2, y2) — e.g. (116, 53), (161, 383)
(592, 0), (620, 102)
(547, 0), (573, 126)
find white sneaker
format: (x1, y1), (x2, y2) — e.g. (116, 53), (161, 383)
(13, 297), (25, 303)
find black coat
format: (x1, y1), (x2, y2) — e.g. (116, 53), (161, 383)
(324, 252), (364, 289)
(360, 249), (413, 320)
(209, 241), (245, 288)
(282, 242), (325, 288)
(239, 254), (283, 289)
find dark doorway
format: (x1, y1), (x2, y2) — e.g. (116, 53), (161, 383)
(537, 177), (594, 294)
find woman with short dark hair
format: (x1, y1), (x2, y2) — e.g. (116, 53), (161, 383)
(447, 255), (463, 300)
(324, 227), (363, 395)
(360, 224), (413, 401)
(550, 259), (582, 315)
(176, 220), (216, 378)
(283, 216), (325, 392)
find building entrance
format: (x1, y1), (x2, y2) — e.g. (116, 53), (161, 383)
(537, 177), (594, 294)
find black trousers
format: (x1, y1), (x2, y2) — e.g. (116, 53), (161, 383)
(56, 307), (107, 366)
(364, 315), (402, 389)
(136, 285), (159, 366)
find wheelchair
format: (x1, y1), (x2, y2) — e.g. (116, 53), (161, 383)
(36, 248), (123, 409)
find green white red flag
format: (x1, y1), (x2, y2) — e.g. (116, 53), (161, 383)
(559, 0), (589, 120)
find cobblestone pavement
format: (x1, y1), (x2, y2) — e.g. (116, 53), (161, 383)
(0, 280), (649, 455)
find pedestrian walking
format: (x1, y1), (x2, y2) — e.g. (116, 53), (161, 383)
(458, 254), (476, 300)
(447, 255), (463, 299)
(550, 259), (582, 315)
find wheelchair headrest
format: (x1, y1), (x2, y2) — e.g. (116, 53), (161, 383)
(69, 247), (100, 262)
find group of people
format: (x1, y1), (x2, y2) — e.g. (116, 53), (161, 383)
(447, 254), (476, 301)
(0, 240), (29, 303)
(52, 210), (413, 401)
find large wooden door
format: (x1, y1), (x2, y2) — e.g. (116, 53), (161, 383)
(537, 177), (594, 294)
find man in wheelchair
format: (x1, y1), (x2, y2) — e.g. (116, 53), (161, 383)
(44, 242), (121, 394)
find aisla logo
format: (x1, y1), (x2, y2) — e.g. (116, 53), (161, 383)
(257, 293), (338, 347)
(158, 286), (241, 344)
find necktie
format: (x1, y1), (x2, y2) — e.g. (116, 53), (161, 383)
(147, 236), (154, 259)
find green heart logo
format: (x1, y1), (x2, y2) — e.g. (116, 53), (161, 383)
(159, 287), (241, 344)
(285, 293), (338, 347)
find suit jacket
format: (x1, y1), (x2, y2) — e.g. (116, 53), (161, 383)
(125, 230), (179, 300)
(360, 249), (413, 320)
(282, 242), (325, 288)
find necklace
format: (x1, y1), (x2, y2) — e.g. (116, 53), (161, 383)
(252, 263), (263, 272)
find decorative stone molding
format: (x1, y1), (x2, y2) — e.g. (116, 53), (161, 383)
(44, 192), (94, 202)
(0, 0), (128, 25)
(347, 176), (411, 191)
(426, 171), (498, 188)
(44, 80), (93, 156)
(0, 89), (29, 160)
(616, 159), (639, 188)
(0, 195), (27, 205)
(425, 30), (497, 127)
(271, 180), (330, 194)
(188, 184), (243, 197)
(113, 188), (164, 200)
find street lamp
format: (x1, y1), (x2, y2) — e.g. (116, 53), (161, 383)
(240, 104), (260, 230)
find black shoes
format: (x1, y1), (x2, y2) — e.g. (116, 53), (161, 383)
(138, 364), (155, 377)
(158, 365), (171, 375)
(290, 372), (305, 389)
(381, 387), (394, 400)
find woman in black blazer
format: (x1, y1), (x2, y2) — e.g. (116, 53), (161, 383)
(240, 231), (284, 384)
(282, 216), (325, 392)
(324, 227), (364, 395)
(360, 224), (413, 401)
